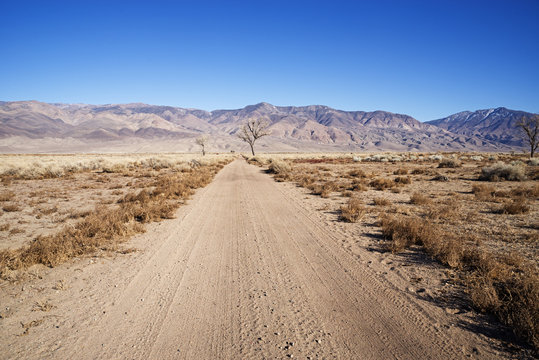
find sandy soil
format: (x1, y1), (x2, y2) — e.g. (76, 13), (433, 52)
(0, 160), (520, 359)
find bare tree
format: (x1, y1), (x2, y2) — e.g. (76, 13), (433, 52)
(237, 119), (271, 156)
(195, 135), (209, 156)
(517, 115), (539, 158)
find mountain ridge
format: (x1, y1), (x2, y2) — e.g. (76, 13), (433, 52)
(0, 100), (535, 153)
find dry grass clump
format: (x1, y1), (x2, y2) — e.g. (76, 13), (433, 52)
(425, 200), (460, 221)
(308, 182), (337, 198)
(340, 198), (366, 223)
(511, 184), (539, 198)
(497, 199), (530, 215)
(0, 162), (227, 277)
(411, 168), (426, 175)
(380, 214), (464, 266)
(471, 184), (497, 201)
(393, 168), (408, 175)
(348, 169), (366, 178)
(466, 251), (539, 349)
(480, 163), (526, 181)
(369, 178), (394, 190)
(438, 159), (461, 168)
(370, 176), (411, 190)
(394, 176), (411, 184)
(267, 160), (291, 175)
(409, 192), (431, 205)
(248, 156), (266, 165)
(381, 213), (539, 349)
(373, 197), (391, 206)
(2, 204), (21, 212)
(349, 178), (368, 192)
(379, 215), (437, 253)
(0, 191), (15, 202)
(40, 206), (58, 215)
(297, 175), (315, 188)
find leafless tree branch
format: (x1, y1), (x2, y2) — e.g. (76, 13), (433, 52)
(516, 115), (539, 158)
(237, 119), (271, 156)
(195, 135), (209, 156)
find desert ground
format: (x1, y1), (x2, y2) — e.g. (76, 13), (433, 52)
(0, 152), (537, 359)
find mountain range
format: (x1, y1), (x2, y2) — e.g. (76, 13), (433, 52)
(0, 100), (535, 153)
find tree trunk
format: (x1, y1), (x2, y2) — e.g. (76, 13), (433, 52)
(250, 144), (255, 156)
(202, 146), (206, 156)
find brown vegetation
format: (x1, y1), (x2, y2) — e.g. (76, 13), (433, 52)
(0, 191), (15, 202)
(0, 161), (229, 277)
(340, 198), (366, 223)
(480, 163), (526, 181)
(373, 197), (391, 206)
(257, 152), (538, 350)
(438, 159), (461, 168)
(2, 204), (21, 212)
(409, 192), (431, 205)
(380, 213), (538, 348)
(498, 199), (530, 214)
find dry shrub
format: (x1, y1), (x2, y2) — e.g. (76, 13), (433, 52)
(511, 184), (539, 199)
(0, 191), (15, 202)
(0, 162), (227, 277)
(340, 198), (366, 223)
(0, 224), (9, 231)
(431, 174), (449, 182)
(411, 168), (426, 175)
(373, 197), (391, 206)
(267, 160), (291, 175)
(425, 200), (459, 220)
(480, 163), (526, 181)
(348, 169), (366, 178)
(410, 192), (431, 205)
(350, 178), (368, 191)
(2, 204), (21, 212)
(297, 175), (314, 188)
(393, 168), (408, 175)
(248, 156), (266, 165)
(498, 199), (530, 214)
(67, 210), (92, 219)
(381, 213), (539, 349)
(466, 253), (539, 349)
(471, 184), (497, 201)
(309, 182), (337, 198)
(41, 206), (58, 215)
(394, 176), (411, 184)
(379, 215), (436, 253)
(380, 214), (464, 267)
(370, 178), (394, 190)
(438, 159), (461, 168)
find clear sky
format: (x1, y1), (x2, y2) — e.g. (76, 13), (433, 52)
(1, 0), (537, 121)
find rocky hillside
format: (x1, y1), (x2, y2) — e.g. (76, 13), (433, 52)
(427, 107), (535, 147)
(0, 101), (530, 153)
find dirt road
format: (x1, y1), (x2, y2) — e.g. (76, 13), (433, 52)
(1, 160), (508, 359)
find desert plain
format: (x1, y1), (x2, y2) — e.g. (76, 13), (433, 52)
(0, 151), (537, 359)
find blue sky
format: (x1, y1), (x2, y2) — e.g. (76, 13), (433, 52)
(0, 0), (538, 121)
